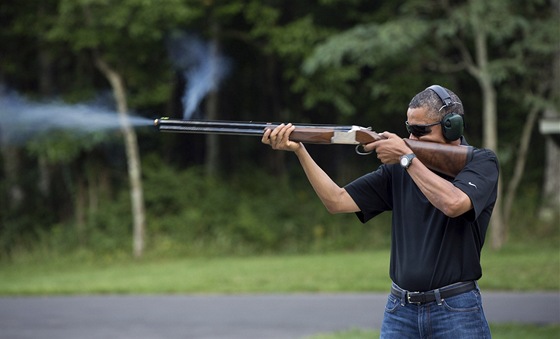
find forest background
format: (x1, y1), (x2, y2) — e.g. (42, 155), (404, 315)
(0, 0), (558, 260)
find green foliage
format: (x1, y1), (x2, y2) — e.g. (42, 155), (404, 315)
(0, 159), (390, 259)
(303, 19), (430, 73)
(293, 63), (361, 116)
(3, 156), (555, 261)
(49, 0), (198, 47)
(299, 18), (431, 116)
(46, 0), (199, 107)
(26, 130), (114, 163)
(141, 158), (391, 256)
(505, 186), (559, 241)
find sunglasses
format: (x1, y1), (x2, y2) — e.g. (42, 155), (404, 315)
(405, 121), (440, 137)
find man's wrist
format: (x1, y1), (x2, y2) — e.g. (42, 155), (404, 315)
(293, 143), (306, 155)
(399, 153), (416, 169)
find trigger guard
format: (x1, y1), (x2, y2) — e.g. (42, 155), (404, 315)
(355, 145), (373, 156)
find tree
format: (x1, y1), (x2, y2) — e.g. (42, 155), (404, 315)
(0, 0), (66, 251)
(438, 0), (558, 247)
(302, 0), (558, 249)
(48, 0), (195, 257)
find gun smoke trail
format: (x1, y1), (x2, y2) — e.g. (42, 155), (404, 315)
(0, 34), (231, 145)
(0, 90), (153, 145)
(167, 33), (231, 120)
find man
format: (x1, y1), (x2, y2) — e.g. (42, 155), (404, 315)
(262, 85), (498, 338)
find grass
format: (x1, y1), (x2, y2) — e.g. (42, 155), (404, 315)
(0, 240), (558, 294)
(306, 324), (560, 339)
(481, 241), (560, 290)
(0, 251), (391, 294)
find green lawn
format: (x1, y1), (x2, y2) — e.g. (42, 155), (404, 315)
(0, 241), (558, 294)
(0, 251), (391, 294)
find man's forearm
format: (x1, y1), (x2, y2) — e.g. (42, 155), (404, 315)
(406, 159), (472, 217)
(294, 145), (360, 214)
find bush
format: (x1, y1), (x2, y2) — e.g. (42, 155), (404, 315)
(9, 157), (556, 260)
(141, 160), (392, 256)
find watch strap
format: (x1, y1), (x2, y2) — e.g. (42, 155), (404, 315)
(400, 153), (416, 169)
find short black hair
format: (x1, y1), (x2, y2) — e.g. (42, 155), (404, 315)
(409, 86), (464, 121)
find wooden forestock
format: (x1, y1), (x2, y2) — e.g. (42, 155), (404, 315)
(288, 128), (340, 144)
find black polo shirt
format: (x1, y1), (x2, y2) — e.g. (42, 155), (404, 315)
(344, 139), (499, 291)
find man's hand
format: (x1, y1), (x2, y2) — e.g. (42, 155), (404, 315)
(262, 123), (302, 152)
(363, 132), (413, 164)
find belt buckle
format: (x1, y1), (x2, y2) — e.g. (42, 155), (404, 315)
(407, 291), (422, 305)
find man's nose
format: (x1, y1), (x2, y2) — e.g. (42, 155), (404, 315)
(409, 133), (418, 140)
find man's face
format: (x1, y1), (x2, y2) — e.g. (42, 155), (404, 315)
(406, 107), (447, 144)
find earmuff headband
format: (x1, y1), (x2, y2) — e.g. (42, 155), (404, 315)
(426, 85), (464, 141)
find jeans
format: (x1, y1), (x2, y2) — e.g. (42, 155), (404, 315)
(380, 285), (491, 338)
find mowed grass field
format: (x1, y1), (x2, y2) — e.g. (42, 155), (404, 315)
(0, 241), (558, 294)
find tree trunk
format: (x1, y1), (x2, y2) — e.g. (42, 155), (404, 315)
(204, 21), (221, 176)
(483, 85), (505, 250)
(37, 46), (54, 97)
(503, 105), (539, 227)
(539, 31), (560, 223)
(37, 155), (50, 197)
(540, 122), (560, 222)
(469, 18), (506, 249)
(93, 54), (146, 258)
(36, 29), (54, 206)
(0, 146), (24, 210)
(75, 176), (86, 245)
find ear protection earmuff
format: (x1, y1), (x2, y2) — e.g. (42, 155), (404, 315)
(427, 85), (464, 141)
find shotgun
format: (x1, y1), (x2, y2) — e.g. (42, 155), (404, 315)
(154, 118), (473, 177)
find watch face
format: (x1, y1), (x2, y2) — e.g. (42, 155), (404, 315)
(400, 157), (408, 167)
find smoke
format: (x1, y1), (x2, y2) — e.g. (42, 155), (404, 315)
(167, 33), (231, 119)
(0, 33), (231, 145)
(0, 89), (152, 145)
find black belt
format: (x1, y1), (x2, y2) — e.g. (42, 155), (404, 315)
(391, 281), (476, 305)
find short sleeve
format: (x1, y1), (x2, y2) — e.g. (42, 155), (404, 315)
(344, 165), (394, 223)
(453, 148), (499, 222)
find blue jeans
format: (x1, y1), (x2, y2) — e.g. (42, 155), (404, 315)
(380, 284), (491, 338)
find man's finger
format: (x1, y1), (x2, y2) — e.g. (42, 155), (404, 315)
(381, 131), (397, 139)
(262, 128), (272, 144)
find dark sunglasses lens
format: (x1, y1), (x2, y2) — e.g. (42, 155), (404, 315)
(406, 123), (431, 137)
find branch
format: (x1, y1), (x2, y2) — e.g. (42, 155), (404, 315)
(438, 0), (480, 77)
(92, 51), (128, 115)
(453, 38), (481, 79)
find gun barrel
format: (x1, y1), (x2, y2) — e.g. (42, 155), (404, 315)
(154, 118), (355, 136)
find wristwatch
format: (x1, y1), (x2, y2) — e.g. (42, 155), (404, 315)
(400, 154), (416, 169)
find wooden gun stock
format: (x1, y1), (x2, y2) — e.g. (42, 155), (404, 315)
(403, 139), (473, 177)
